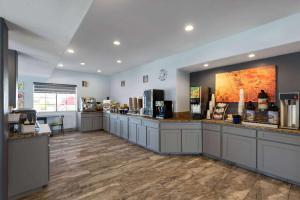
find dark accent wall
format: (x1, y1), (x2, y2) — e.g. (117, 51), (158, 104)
(190, 52), (300, 113)
(0, 17), (9, 200)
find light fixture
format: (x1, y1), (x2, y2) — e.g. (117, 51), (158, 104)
(184, 24), (194, 32)
(66, 48), (75, 54)
(97, 69), (102, 73)
(203, 63), (209, 67)
(248, 53), (255, 58)
(80, 62), (86, 66)
(116, 60), (122, 64)
(57, 63), (63, 67)
(113, 40), (121, 46)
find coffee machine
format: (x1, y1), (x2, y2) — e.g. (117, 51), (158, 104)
(279, 92), (300, 129)
(155, 101), (173, 119)
(143, 89), (164, 117)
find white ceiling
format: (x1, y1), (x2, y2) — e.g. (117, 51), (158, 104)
(2, 0), (300, 76)
(61, 0), (300, 75)
(0, 0), (93, 77)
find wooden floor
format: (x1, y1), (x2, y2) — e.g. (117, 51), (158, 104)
(22, 131), (300, 200)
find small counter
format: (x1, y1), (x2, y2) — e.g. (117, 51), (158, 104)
(8, 124), (51, 140)
(8, 124), (50, 200)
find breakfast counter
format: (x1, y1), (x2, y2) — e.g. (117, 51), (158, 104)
(109, 112), (300, 135)
(102, 112), (300, 186)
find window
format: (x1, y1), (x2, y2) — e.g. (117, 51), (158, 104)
(33, 82), (77, 112)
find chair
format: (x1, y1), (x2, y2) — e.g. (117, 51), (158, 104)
(49, 115), (64, 136)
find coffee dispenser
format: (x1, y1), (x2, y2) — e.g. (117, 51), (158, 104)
(279, 92), (300, 129)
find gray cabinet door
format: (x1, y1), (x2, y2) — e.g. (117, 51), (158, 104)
(110, 118), (118, 135)
(257, 139), (300, 183)
(128, 123), (137, 143)
(147, 127), (159, 152)
(161, 130), (181, 153)
(222, 133), (256, 169)
(116, 119), (121, 137)
(92, 116), (102, 130)
(137, 125), (147, 147)
(182, 130), (202, 153)
(120, 119), (129, 139)
(203, 130), (221, 158)
(81, 117), (93, 132)
(103, 116), (110, 132)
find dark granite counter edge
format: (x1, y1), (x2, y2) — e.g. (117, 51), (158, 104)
(9, 124), (51, 140)
(107, 112), (300, 135)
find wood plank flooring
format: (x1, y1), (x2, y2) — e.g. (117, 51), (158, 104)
(22, 131), (300, 200)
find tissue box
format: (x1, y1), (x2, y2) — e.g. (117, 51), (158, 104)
(21, 124), (36, 134)
(8, 113), (20, 123)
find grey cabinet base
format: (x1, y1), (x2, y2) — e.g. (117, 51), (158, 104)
(8, 135), (49, 199)
(9, 186), (45, 200)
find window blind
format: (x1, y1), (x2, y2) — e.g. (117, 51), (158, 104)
(33, 82), (77, 94)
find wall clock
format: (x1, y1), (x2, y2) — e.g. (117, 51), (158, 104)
(158, 69), (168, 81)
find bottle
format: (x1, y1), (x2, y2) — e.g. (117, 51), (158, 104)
(268, 103), (279, 124)
(258, 90), (269, 111)
(245, 101), (255, 121)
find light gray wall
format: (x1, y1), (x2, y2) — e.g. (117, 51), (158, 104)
(18, 69), (110, 129)
(110, 63), (177, 110)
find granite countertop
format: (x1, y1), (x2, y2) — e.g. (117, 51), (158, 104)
(105, 112), (300, 135)
(9, 124), (51, 140)
(201, 119), (300, 135)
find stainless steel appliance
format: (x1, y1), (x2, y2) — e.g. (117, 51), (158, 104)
(12, 109), (37, 125)
(11, 109), (38, 133)
(80, 97), (96, 112)
(190, 86), (209, 119)
(102, 99), (112, 112)
(155, 101), (173, 119)
(143, 89), (164, 117)
(280, 92), (300, 129)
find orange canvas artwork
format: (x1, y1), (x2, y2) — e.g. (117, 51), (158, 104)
(215, 65), (276, 102)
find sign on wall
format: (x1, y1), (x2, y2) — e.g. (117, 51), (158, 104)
(215, 65), (276, 102)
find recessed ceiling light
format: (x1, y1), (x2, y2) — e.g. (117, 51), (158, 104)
(97, 69), (102, 73)
(113, 40), (121, 46)
(66, 48), (75, 54)
(248, 53), (255, 58)
(203, 63), (209, 67)
(57, 63), (63, 67)
(184, 24), (194, 32)
(116, 60), (122, 64)
(80, 62), (86, 66)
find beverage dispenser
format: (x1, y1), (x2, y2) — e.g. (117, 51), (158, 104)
(190, 86), (209, 119)
(279, 92), (300, 129)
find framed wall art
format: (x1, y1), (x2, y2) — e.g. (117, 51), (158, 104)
(121, 80), (125, 87)
(215, 65), (276, 102)
(143, 75), (148, 83)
